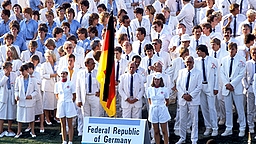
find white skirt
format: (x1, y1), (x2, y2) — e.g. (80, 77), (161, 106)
(0, 90), (16, 120)
(56, 101), (77, 118)
(43, 91), (57, 110)
(148, 105), (171, 123)
(17, 106), (35, 123)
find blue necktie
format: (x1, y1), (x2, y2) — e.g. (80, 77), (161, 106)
(148, 59), (152, 74)
(116, 61), (120, 81)
(202, 58), (207, 82)
(186, 71), (190, 91)
(130, 75), (133, 98)
(233, 16), (237, 37)
(138, 43), (142, 55)
(229, 57), (234, 77)
(88, 72), (92, 93)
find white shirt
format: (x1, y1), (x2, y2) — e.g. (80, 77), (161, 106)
(130, 17), (151, 41)
(76, 11), (91, 28)
(132, 39), (151, 58)
(222, 14), (246, 37)
(177, 2), (195, 35)
(140, 55), (164, 75)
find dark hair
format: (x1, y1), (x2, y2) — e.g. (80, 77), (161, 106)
(87, 26), (98, 37)
(32, 10), (40, 20)
(26, 62), (35, 70)
(134, 7), (143, 15)
(155, 13), (166, 24)
(2, 61), (12, 69)
(196, 44), (209, 55)
(206, 9), (214, 17)
(93, 50), (101, 61)
(62, 22), (70, 29)
(53, 27), (64, 37)
(152, 20), (163, 28)
(68, 53), (76, 60)
(228, 42), (238, 50)
(90, 40), (100, 50)
(2, 9), (10, 17)
(118, 33), (128, 44)
(4, 33), (14, 41)
(12, 4), (22, 13)
(2, 0), (11, 9)
(31, 55), (40, 63)
(117, 9), (127, 18)
(223, 27), (232, 34)
(193, 25), (203, 32)
(210, 38), (221, 46)
(201, 23), (212, 33)
(114, 46), (122, 53)
(19, 64), (29, 72)
(132, 55), (141, 61)
(97, 4), (107, 11)
(151, 77), (165, 87)
(144, 44), (154, 55)
(85, 57), (94, 64)
(120, 15), (129, 23)
(9, 20), (20, 32)
(80, 0), (89, 8)
(67, 35), (77, 44)
(77, 27), (88, 37)
(38, 25), (48, 33)
(66, 7), (75, 18)
(136, 27), (146, 36)
(230, 3), (239, 13)
(89, 13), (99, 25)
(244, 34), (255, 44)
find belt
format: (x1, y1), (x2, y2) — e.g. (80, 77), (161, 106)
(26, 38), (33, 40)
(86, 94), (95, 96)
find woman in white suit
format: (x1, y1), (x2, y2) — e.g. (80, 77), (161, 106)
(5, 46), (22, 76)
(40, 50), (58, 125)
(0, 62), (17, 137)
(14, 64), (38, 138)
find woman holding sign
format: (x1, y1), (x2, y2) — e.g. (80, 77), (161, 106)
(147, 72), (171, 144)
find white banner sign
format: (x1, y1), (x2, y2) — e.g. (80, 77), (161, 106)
(81, 117), (150, 144)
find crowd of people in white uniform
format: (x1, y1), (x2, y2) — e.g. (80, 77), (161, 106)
(0, 0), (256, 143)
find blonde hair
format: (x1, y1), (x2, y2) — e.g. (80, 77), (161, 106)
(99, 12), (110, 24)
(7, 46), (20, 61)
(45, 49), (56, 62)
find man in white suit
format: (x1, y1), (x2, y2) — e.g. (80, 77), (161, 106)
(132, 27), (151, 58)
(242, 46), (256, 133)
(220, 42), (246, 137)
(118, 61), (145, 118)
(176, 56), (202, 144)
(21, 40), (43, 63)
(194, 45), (218, 136)
(130, 8), (151, 41)
(76, 0), (91, 28)
(209, 38), (228, 125)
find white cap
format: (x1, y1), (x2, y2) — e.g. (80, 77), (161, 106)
(61, 67), (69, 73)
(154, 72), (162, 79)
(181, 34), (190, 42)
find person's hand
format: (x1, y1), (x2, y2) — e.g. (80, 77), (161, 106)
(183, 94), (192, 101)
(228, 15), (232, 23)
(213, 90), (218, 95)
(95, 92), (100, 97)
(131, 2), (139, 6)
(26, 95), (32, 99)
(4, 69), (10, 76)
(77, 102), (82, 107)
(148, 66), (154, 70)
(172, 86), (177, 92)
(15, 96), (19, 101)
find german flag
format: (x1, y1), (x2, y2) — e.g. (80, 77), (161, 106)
(96, 12), (116, 117)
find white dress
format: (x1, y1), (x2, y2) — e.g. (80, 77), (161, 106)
(147, 87), (171, 123)
(54, 80), (77, 118)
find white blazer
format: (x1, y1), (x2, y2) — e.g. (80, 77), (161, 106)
(21, 50), (43, 63)
(169, 57), (185, 85)
(176, 67), (202, 106)
(132, 39), (151, 58)
(76, 69), (100, 106)
(40, 61), (58, 92)
(15, 76), (38, 107)
(194, 56), (219, 96)
(130, 17), (151, 41)
(76, 11), (91, 28)
(242, 59), (256, 93)
(0, 71), (16, 104)
(220, 54), (246, 96)
(118, 73), (145, 108)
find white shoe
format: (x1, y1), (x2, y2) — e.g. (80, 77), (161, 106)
(30, 132), (36, 138)
(78, 132), (82, 136)
(174, 129), (179, 136)
(211, 130), (218, 136)
(62, 141), (67, 144)
(218, 119), (225, 125)
(249, 128), (255, 133)
(151, 138), (155, 144)
(175, 138), (186, 144)
(25, 127), (31, 132)
(0, 131), (7, 138)
(203, 128), (212, 136)
(221, 130), (232, 136)
(14, 132), (22, 138)
(6, 131), (15, 137)
(238, 130), (245, 137)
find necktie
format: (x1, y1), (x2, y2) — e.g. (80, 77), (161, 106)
(80, 13), (84, 24)
(186, 71), (190, 91)
(229, 57), (234, 77)
(138, 43), (142, 55)
(196, 39), (199, 47)
(177, 0), (181, 11)
(178, 36), (181, 45)
(233, 16), (237, 37)
(88, 72), (92, 93)
(240, 0), (243, 14)
(116, 61), (120, 81)
(250, 22), (253, 33)
(30, 52), (34, 57)
(226, 42), (229, 51)
(157, 52), (160, 57)
(255, 62), (256, 73)
(202, 58), (207, 82)
(161, 3), (163, 8)
(148, 58), (152, 74)
(212, 28), (215, 33)
(126, 55), (129, 60)
(7, 76), (11, 90)
(158, 33), (160, 39)
(130, 74), (133, 98)
(127, 27), (130, 41)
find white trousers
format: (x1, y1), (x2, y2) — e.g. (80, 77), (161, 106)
(82, 95), (101, 117)
(174, 103), (192, 130)
(224, 92), (246, 131)
(122, 104), (141, 118)
(200, 91), (218, 130)
(247, 92), (255, 128)
(179, 103), (199, 143)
